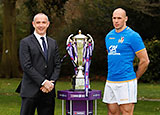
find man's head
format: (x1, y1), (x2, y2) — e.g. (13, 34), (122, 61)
(112, 8), (128, 32)
(32, 13), (50, 36)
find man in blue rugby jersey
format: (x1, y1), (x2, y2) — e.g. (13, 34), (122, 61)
(103, 8), (150, 115)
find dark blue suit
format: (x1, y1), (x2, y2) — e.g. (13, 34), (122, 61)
(19, 34), (61, 115)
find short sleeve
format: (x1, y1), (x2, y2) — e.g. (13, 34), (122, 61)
(130, 32), (145, 54)
(105, 35), (108, 50)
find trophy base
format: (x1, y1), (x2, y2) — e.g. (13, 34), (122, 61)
(75, 78), (85, 89)
(72, 76), (90, 91)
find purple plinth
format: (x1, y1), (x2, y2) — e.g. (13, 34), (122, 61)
(57, 90), (101, 115)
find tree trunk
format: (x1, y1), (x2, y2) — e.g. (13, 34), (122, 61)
(0, 0), (21, 78)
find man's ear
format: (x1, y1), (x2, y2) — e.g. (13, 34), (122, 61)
(125, 16), (128, 22)
(47, 21), (50, 28)
(32, 21), (35, 28)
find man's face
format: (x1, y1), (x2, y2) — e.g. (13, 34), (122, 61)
(32, 14), (50, 36)
(112, 9), (127, 32)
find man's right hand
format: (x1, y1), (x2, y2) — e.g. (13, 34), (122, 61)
(40, 86), (49, 93)
(43, 80), (54, 92)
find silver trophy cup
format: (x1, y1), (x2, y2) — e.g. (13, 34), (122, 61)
(66, 30), (94, 90)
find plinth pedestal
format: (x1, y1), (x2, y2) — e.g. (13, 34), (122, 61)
(57, 90), (101, 115)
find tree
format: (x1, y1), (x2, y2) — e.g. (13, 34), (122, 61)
(0, 0), (20, 78)
(23, 0), (68, 35)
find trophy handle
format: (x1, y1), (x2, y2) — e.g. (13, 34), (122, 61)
(66, 34), (74, 45)
(87, 34), (94, 50)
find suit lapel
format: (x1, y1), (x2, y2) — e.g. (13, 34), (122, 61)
(31, 34), (46, 60)
(47, 37), (51, 61)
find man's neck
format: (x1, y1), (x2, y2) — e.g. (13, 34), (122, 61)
(115, 25), (127, 33)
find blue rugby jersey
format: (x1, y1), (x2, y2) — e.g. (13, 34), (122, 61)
(105, 26), (145, 82)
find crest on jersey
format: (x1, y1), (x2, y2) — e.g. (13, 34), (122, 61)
(118, 37), (124, 43)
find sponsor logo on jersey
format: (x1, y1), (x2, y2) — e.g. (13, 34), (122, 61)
(109, 37), (115, 39)
(108, 45), (120, 55)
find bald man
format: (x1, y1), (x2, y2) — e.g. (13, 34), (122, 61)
(19, 13), (61, 115)
(103, 8), (149, 115)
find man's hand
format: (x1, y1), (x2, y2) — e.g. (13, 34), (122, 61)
(41, 80), (55, 93)
(40, 86), (49, 93)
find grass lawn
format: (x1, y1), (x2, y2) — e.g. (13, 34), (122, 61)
(0, 78), (160, 115)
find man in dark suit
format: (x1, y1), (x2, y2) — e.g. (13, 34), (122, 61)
(19, 13), (61, 115)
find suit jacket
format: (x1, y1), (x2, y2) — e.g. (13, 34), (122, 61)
(19, 34), (61, 97)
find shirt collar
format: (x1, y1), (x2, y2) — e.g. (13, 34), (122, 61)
(34, 31), (46, 40)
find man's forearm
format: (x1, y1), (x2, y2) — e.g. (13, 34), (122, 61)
(136, 59), (149, 79)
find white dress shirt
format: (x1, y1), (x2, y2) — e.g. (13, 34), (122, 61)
(34, 31), (48, 51)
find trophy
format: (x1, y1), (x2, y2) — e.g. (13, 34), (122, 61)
(57, 31), (100, 114)
(66, 30), (94, 96)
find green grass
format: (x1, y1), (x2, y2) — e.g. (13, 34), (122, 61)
(0, 78), (160, 115)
